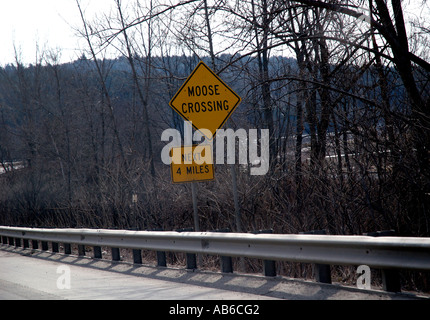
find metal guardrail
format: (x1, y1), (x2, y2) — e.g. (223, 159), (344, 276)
(1, 225), (430, 292)
(1, 225), (430, 269)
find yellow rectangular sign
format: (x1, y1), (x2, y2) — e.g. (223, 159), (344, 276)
(170, 145), (214, 183)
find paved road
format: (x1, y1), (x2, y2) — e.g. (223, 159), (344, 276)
(0, 245), (427, 300)
(0, 248), (276, 300)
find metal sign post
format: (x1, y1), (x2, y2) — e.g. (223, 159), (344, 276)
(191, 182), (200, 232)
(168, 60), (243, 250)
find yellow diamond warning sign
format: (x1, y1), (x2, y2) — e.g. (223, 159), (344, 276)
(169, 61), (241, 139)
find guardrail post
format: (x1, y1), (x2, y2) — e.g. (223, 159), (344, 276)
(94, 246), (102, 259)
(132, 249), (142, 264)
(176, 228), (197, 270)
(8, 237), (14, 246)
(52, 242), (59, 253)
(151, 228), (167, 267)
(15, 237), (21, 248)
(213, 228), (233, 273)
(156, 251), (167, 267)
(185, 252), (197, 270)
(300, 230), (332, 284)
(78, 245), (85, 256)
(64, 243), (72, 254)
(365, 230), (401, 293)
(32, 240), (38, 250)
(2, 236), (7, 244)
(251, 229), (277, 277)
(23, 238), (29, 249)
(41, 241), (49, 251)
(132, 227), (142, 264)
(112, 248), (120, 261)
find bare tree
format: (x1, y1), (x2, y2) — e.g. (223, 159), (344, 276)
(114, 0), (156, 177)
(75, 0), (128, 168)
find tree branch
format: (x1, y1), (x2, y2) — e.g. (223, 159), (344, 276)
(287, 0), (430, 72)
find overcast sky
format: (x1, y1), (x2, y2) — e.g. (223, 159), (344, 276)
(0, 0), (113, 66)
(0, 0), (427, 66)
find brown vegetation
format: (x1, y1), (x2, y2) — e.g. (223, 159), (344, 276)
(0, 0), (429, 292)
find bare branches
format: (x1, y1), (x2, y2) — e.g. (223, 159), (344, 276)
(0, 0), (429, 244)
(75, 0), (128, 168)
